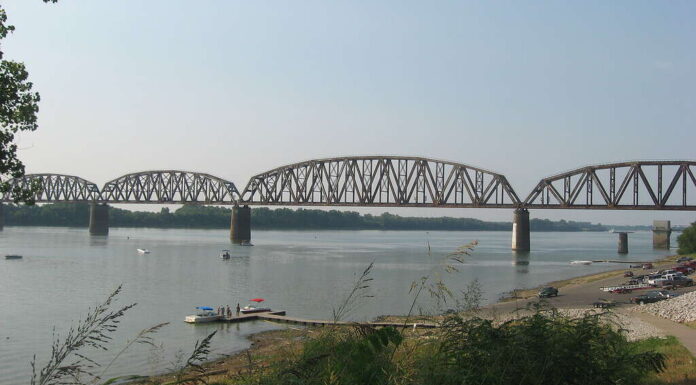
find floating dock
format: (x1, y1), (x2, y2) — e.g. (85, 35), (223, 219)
(220, 311), (439, 329)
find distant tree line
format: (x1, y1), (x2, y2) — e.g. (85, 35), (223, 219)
(2, 203), (609, 232)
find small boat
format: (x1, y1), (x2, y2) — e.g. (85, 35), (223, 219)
(137, 248), (151, 254)
(220, 250), (231, 260)
(240, 240), (254, 247)
(240, 298), (271, 314)
(5, 255), (23, 260)
(570, 260), (593, 265)
(185, 306), (221, 323)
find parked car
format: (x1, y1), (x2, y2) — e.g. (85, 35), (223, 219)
(658, 276), (693, 289)
(677, 256), (694, 263)
(630, 290), (676, 305)
(675, 266), (694, 275)
(623, 271), (634, 277)
(642, 263), (654, 270)
(538, 287), (559, 298)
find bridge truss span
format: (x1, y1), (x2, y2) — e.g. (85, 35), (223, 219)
(525, 161), (696, 210)
(100, 170), (240, 204)
(1, 174), (102, 203)
(241, 156), (521, 207)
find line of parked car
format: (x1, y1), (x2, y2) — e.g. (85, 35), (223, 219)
(627, 257), (695, 304)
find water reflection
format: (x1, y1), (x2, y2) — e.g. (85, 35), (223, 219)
(89, 235), (108, 247)
(512, 251), (530, 273)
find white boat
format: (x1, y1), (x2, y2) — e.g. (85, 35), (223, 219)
(185, 307), (221, 323)
(570, 260), (593, 265)
(220, 250), (231, 260)
(137, 248), (151, 254)
(240, 298), (270, 314)
(240, 305), (271, 314)
(240, 241), (254, 247)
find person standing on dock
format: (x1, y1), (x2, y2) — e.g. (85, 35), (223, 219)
(226, 305), (231, 318)
(236, 303), (240, 316)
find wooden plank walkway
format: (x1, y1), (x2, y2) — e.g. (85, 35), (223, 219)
(220, 311), (439, 329)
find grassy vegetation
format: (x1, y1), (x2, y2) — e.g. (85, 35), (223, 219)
(180, 308), (669, 385)
(633, 337), (696, 385)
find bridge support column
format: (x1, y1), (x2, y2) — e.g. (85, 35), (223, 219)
(89, 203), (109, 236)
(511, 208), (530, 251)
(0, 203), (4, 231)
(230, 205), (251, 244)
(652, 220), (671, 249)
(617, 232), (628, 254)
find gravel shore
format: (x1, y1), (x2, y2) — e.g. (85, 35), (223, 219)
(632, 290), (696, 323)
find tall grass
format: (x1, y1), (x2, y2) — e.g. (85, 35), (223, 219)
(30, 285), (217, 385)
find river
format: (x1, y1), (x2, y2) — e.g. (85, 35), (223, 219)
(0, 227), (672, 384)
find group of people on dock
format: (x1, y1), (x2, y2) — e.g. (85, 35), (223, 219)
(217, 303), (241, 318)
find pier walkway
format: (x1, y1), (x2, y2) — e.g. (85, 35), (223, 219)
(220, 311), (439, 329)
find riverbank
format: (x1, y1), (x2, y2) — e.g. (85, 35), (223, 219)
(139, 252), (696, 384)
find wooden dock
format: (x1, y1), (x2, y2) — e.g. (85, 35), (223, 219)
(220, 311), (439, 329)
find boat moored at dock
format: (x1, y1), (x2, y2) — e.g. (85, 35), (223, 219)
(185, 306), (221, 323)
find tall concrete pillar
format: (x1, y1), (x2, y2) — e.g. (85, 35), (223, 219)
(652, 220), (671, 249)
(0, 202), (4, 231)
(230, 205), (251, 244)
(511, 208), (530, 251)
(89, 203), (109, 236)
(617, 232), (628, 254)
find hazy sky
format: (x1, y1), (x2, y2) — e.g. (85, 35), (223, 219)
(2, 1), (695, 225)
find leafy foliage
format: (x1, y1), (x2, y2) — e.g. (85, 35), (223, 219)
(245, 309), (666, 385)
(677, 221), (696, 255)
(0, 1), (55, 202)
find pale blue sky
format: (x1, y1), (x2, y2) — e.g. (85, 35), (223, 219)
(3, 1), (695, 224)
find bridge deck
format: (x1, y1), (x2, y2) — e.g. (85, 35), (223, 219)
(220, 311), (439, 329)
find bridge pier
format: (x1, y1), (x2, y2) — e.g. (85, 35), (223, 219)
(230, 205), (251, 244)
(617, 232), (628, 254)
(0, 203), (4, 231)
(89, 203), (109, 235)
(511, 208), (530, 251)
(652, 220), (671, 249)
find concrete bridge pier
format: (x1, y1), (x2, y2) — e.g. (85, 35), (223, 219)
(617, 232), (628, 254)
(89, 203), (109, 235)
(512, 208), (530, 251)
(230, 205), (251, 244)
(652, 220), (671, 249)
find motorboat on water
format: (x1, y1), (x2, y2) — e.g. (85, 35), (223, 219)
(5, 255), (22, 260)
(137, 248), (151, 254)
(220, 250), (231, 260)
(570, 260), (593, 265)
(185, 306), (221, 323)
(240, 241), (254, 247)
(240, 298), (271, 314)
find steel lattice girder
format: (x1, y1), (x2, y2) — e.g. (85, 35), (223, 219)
(524, 161), (696, 210)
(240, 156), (522, 207)
(100, 170), (240, 204)
(1, 174), (102, 203)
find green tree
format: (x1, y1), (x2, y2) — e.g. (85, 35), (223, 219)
(0, 0), (56, 203)
(677, 221), (696, 255)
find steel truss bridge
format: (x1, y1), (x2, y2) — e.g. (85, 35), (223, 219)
(2, 158), (695, 211)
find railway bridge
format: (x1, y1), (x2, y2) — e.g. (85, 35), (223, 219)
(2, 157), (694, 251)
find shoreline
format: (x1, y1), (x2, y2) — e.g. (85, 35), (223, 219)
(140, 252), (691, 384)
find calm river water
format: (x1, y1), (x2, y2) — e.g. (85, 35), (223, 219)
(0, 227), (672, 384)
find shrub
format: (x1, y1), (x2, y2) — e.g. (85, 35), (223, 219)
(677, 222), (696, 255)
